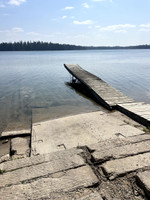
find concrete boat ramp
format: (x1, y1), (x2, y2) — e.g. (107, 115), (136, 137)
(1, 65), (150, 199)
(32, 111), (144, 155)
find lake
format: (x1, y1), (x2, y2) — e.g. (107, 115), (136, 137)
(0, 49), (150, 132)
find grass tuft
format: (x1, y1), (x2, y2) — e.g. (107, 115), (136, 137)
(143, 126), (150, 133)
(0, 169), (6, 174)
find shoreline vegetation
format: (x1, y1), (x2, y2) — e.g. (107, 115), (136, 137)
(0, 41), (150, 51)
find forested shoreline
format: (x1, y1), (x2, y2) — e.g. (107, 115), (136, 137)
(0, 41), (150, 51)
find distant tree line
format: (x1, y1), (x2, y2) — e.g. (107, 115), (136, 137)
(0, 41), (87, 51)
(0, 41), (150, 51)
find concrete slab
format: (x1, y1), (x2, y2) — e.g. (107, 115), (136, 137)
(1, 129), (31, 138)
(102, 152), (150, 180)
(0, 154), (10, 164)
(87, 134), (150, 152)
(92, 140), (150, 162)
(0, 158), (85, 188)
(79, 191), (103, 200)
(10, 137), (30, 159)
(136, 170), (150, 197)
(31, 111), (144, 155)
(127, 134), (150, 143)
(0, 166), (99, 200)
(0, 148), (84, 173)
(0, 139), (10, 163)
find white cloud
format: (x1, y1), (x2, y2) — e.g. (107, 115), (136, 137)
(82, 3), (90, 8)
(62, 16), (67, 19)
(100, 24), (136, 31)
(140, 23), (150, 28)
(139, 28), (150, 32)
(64, 6), (74, 10)
(8, 0), (26, 6)
(12, 27), (24, 32)
(26, 32), (40, 36)
(115, 30), (127, 33)
(73, 20), (93, 25)
(95, 25), (101, 28)
(0, 27), (24, 35)
(138, 24), (150, 37)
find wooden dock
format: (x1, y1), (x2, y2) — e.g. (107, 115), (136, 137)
(64, 64), (133, 109)
(64, 64), (150, 127)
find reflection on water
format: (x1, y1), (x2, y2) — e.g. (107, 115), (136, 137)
(0, 50), (150, 132)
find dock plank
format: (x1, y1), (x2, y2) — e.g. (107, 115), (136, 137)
(118, 102), (150, 126)
(64, 64), (133, 109)
(64, 64), (150, 126)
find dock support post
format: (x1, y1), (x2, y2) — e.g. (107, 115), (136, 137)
(71, 76), (77, 83)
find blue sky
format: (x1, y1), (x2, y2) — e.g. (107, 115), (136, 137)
(0, 0), (150, 46)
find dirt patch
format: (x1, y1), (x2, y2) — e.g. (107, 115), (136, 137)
(97, 167), (146, 200)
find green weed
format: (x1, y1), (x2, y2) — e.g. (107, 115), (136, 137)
(0, 169), (6, 174)
(143, 126), (150, 133)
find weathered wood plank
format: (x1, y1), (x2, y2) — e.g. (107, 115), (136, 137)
(64, 64), (150, 126)
(118, 102), (150, 127)
(64, 64), (133, 109)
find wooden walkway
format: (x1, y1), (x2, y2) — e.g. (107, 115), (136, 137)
(64, 64), (133, 109)
(64, 64), (150, 127)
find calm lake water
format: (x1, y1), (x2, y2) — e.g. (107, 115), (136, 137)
(0, 49), (150, 132)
